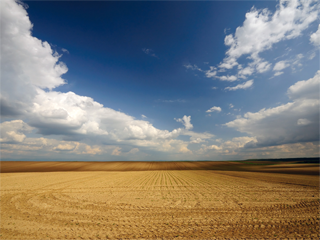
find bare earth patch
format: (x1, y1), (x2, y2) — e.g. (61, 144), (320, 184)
(1, 168), (319, 239)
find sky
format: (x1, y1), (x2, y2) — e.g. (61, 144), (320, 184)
(1, 0), (319, 161)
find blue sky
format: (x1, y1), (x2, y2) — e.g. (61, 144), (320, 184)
(1, 0), (319, 161)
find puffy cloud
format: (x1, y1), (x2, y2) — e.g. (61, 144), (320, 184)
(273, 60), (290, 71)
(0, 120), (103, 157)
(175, 115), (193, 130)
(198, 136), (257, 155)
(287, 70), (320, 100)
(310, 24), (320, 46)
(54, 143), (77, 151)
(221, 0), (318, 67)
(206, 106), (221, 113)
(218, 0), (318, 79)
(1, 0), (67, 117)
(225, 71), (319, 147)
(238, 67), (254, 78)
(225, 80), (253, 91)
(205, 66), (217, 78)
(190, 137), (206, 144)
(0, 120), (33, 143)
(1, 0), (194, 153)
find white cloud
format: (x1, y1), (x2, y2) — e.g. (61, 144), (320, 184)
(141, 114), (147, 118)
(255, 59), (271, 73)
(190, 137), (206, 144)
(238, 66), (254, 78)
(216, 75), (237, 82)
(273, 60), (290, 71)
(229, 104), (234, 109)
(0, 120), (33, 143)
(0, 120), (103, 156)
(54, 143), (76, 151)
(175, 115), (193, 130)
(273, 71), (284, 77)
(1, 0), (68, 117)
(2, 0), (211, 157)
(219, 0), (318, 75)
(198, 136), (257, 155)
(206, 106), (222, 113)
(205, 66), (217, 78)
(287, 70), (320, 100)
(310, 24), (320, 46)
(225, 80), (253, 91)
(225, 71), (320, 147)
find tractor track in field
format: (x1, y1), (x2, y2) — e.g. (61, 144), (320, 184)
(1, 170), (319, 239)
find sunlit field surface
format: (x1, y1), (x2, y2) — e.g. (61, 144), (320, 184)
(1, 162), (319, 239)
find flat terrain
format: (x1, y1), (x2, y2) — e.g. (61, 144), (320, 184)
(1, 165), (319, 239)
(1, 160), (319, 175)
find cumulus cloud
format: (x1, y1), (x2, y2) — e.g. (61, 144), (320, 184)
(0, 120), (104, 157)
(310, 24), (320, 46)
(219, 0), (318, 76)
(238, 67), (254, 78)
(1, 0), (68, 117)
(198, 136), (257, 155)
(206, 106), (222, 113)
(1, 0), (211, 158)
(225, 70), (319, 148)
(0, 120), (33, 143)
(205, 66), (217, 78)
(287, 70), (320, 100)
(54, 143), (77, 151)
(175, 115), (193, 130)
(225, 80), (253, 91)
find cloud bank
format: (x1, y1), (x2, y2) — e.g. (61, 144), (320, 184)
(225, 71), (319, 148)
(1, 0), (201, 158)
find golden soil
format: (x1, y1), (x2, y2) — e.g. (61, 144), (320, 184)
(1, 166), (319, 239)
(1, 161), (319, 175)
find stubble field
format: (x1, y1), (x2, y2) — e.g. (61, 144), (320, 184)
(1, 161), (319, 239)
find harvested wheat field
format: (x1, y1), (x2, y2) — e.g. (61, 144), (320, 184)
(1, 161), (319, 239)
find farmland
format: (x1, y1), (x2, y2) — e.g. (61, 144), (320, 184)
(1, 161), (319, 239)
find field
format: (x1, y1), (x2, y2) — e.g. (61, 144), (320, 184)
(1, 161), (319, 239)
